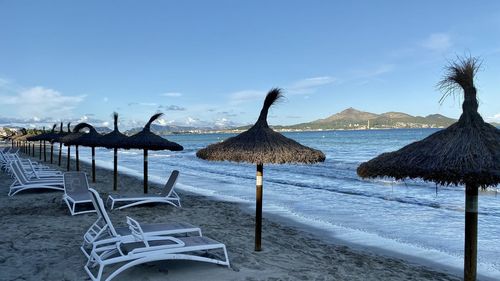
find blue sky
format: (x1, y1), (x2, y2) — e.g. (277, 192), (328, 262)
(1, 0), (499, 129)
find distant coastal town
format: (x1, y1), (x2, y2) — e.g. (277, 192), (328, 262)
(1, 107), (498, 137)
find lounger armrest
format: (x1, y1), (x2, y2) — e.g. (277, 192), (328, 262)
(129, 236), (186, 254)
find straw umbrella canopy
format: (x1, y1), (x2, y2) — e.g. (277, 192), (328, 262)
(27, 126), (45, 159)
(60, 124), (86, 171)
(66, 122), (103, 182)
(96, 113), (129, 191)
(24, 128), (42, 157)
(11, 129), (26, 152)
(44, 123), (67, 165)
(17, 131), (37, 155)
(357, 57), (499, 281)
(197, 88), (326, 251)
(122, 113), (183, 194)
(51, 123), (72, 169)
(29, 124), (57, 162)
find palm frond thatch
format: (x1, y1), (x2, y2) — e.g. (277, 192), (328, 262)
(357, 57), (500, 188)
(122, 113), (183, 151)
(196, 88), (325, 164)
(69, 123), (102, 147)
(97, 112), (129, 149)
(28, 124), (57, 141)
(51, 123), (72, 143)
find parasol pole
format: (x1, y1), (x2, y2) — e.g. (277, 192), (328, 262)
(464, 183), (478, 281)
(32, 143), (35, 157)
(39, 140), (42, 160)
(143, 149), (148, 193)
(113, 148), (118, 191)
(43, 141), (46, 161)
(92, 147), (96, 182)
(67, 145), (71, 171)
(58, 143), (62, 166)
(255, 163), (263, 251)
(50, 143), (54, 163)
(76, 145), (80, 171)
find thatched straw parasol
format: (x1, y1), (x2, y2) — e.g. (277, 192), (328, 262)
(97, 113), (129, 190)
(66, 122), (102, 182)
(56, 123), (66, 166)
(3, 132), (16, 148)
(60, 124), (86, 171)
(357, 57), (499, 281)
(122, 113), (183, 193)
(51, 123), (72, 170)
(29, 125), (57, 162)
(17, 131), (37, 155)
(12, 129), (27, 153)
(197, 88), (326, 251)
(27, 126), (46, 159)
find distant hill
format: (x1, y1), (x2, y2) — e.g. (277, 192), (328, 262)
(94, 127), (112, 134)
(280, 108), (457, 131)
(125, 124), (205, 135)
(119, 108), (498, 134)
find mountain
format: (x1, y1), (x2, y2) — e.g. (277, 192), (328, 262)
(125, 124), (199, 135)
(283, 108), (457, 130)
(313, 107), (379, 123)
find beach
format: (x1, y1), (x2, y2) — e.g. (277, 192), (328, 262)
(0, 144), (464, 281)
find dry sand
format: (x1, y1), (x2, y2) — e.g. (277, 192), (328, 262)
(0, 145), (462, 281)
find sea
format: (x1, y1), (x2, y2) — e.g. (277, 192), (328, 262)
(73, 129), (499, 279)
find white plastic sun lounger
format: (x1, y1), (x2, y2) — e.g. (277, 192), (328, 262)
(82, 188), (201, 258)
(63, 172), (96, 216)
(84, 216), (230, 281)
(107, 170), (181, 210)
(13, 159), (62, 180)
(10, 160), (62, 182)
(8, 162), (64, 196)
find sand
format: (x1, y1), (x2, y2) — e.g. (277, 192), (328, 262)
(0, 145), (462, 281)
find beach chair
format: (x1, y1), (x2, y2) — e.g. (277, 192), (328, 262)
(0, 148), (18, 171)
(106, 170), (181, 210)
(83, 188), (201, 258)
(84, 216), (230, 281)
(63, 172), (96, 215)
(8, 162), (64, 196)
(9, 160), (62, 182)
(12, 158), (62, 180)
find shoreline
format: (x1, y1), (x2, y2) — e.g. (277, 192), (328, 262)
(0, 144), (470, 280)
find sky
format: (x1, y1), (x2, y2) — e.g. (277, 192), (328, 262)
(1, 0), (499, 129)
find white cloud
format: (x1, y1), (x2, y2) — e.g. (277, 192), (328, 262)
(0, 86), (85, 118)
(353, 64), (395, 81)
(486, 113), (500, 123)
(161, 92), (182, 97)
(160, 105), (186, 111)
(229, 90), (267, 104)
(421, 33), (452, 52)
(128, 102), (158, 107)
(103, 97), (109, 102)
(287, 76), (336, 94)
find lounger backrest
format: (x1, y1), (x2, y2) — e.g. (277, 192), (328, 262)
(126, 216), (149, 247)
(88, 188), (119, 237)
(64, 172), (90, 198)
(161, 170), (179, 197)
(10, 162), (29, 185)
